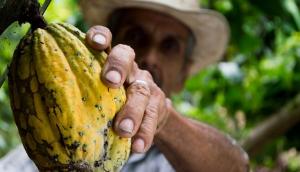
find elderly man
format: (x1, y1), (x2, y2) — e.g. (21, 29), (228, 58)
(79, 0), (249, 171)
(0, 0), (249, 171)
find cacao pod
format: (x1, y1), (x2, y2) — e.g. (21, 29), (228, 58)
(8, 23), (131, 172)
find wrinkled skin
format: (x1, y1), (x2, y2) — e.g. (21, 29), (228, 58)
(86, 8), (249, 172)
(111, 9), (192, 95)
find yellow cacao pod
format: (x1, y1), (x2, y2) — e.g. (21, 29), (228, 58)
(8, 23), (131, 171)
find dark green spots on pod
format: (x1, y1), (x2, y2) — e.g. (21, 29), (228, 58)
(103, 129), (108, 137)
(62, 125), (68, 130)
(51, 154), (59, 162)
(78, 131), (84, 137)
(82, 97), (87, 102)
(102, 141), (109, 161)
(74, 31), (81, 36)
(68, 141), (81, 150)
(94, 160), (102, 167)
(63, 136), (71, 140)
(41, 139), (54, 150)
(75, 51), (81, 57)
(103, 141), (108, 149)
(82, 144), (87, 152)
(95, 104), (102, 111)
(107, 120), (112, 128)
(114, 97), (122, 104)
(101, 113), (105, 118)
(50, 89), (56, 96)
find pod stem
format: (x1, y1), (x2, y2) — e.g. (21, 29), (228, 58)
(30, 15), (47, 31)
(19, 0), (47, 30)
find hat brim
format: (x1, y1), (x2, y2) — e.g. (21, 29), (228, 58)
(79, 0), (229, 75)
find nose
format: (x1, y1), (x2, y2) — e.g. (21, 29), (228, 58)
(137, 49), (158, 70)
(136, 49), (163, 87)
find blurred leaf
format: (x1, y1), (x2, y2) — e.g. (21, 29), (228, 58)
(283, 0), (300, 30)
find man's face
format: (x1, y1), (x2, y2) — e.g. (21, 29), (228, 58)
(111, 8), (192, 96)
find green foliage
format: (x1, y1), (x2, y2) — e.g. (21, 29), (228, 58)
(175, 0), (300, 169)
(0, 0), (299, 170)
(0, 23), (30, 157)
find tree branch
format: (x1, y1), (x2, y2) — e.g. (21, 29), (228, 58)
(0, 0), (40, 35)
(241, 94), (300, 157)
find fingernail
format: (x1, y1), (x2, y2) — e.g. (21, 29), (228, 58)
(133, 138), (145, 153)
(119, 119), (134, 133)
(166, 98), (172, 106)
(105, 70), (121, 84)
(93, 34), (106, 45)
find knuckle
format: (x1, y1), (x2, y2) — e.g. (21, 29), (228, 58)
(89, 25), (110, 38)
(145, 104), (158, 117)
(122, 102), (144, 117)
(122, 103), (137, 114)
(140, 121), (154, 135)
(156, 86), (164, 95)
(101, 26), (110, 34)
(128, 82), (151, 97)
(140, 70), (153, 80)
(110, 45), (135, 63)
(115, 44), (135, 58)
(138, 116), (156, 146)
(153, 84), (164, 97)
(107, 54), (123, 67)
(118, 44), (134, 52)
(160, 90), (166, 99)
(139, 118), (155, 136)
(93, 25), (109, 32)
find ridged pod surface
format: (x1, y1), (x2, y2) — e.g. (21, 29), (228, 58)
(8, 23), (131, 171)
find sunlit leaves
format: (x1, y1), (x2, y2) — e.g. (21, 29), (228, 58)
(39, 0), (80, 24)
(283, 0), (300, 30)
(190, 0), (300, 169)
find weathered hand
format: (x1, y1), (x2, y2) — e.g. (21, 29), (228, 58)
(86, 26), (172, 153)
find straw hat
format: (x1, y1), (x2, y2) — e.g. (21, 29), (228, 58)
(79, 0), (229, 74)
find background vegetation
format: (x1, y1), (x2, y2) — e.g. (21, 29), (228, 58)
(0, 0), (299, 171)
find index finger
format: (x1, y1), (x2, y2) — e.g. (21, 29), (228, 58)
(86, 25), (112, 51)
(101, 44), (136, 88)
